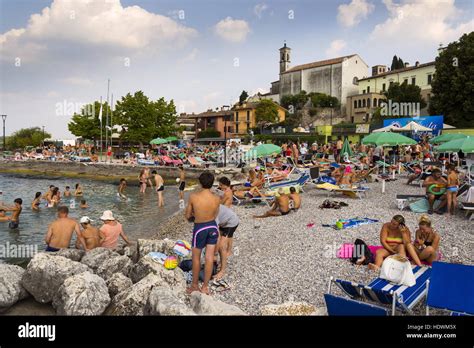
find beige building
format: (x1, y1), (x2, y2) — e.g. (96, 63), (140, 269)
(176, 113), (197, 140)
(347, 61), (435, 123)
(232, 101), (286, 136)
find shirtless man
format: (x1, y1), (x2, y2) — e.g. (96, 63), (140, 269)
(185, 171), (220, 295)
(289, 186), (301, 211)
(76, 216), (100, 250)
(423, 168), (447, 215)
(0, 198), (23, 229)
(43, 185), (55, 203)
(118, 178), (128, 200)
(63, 186), (72, 198)
(218, 176), (233, 207)
(151, 170), (164, 207)
(253, 188), (290, 218)
(44, 206), (87, 251)
(178, 166), (186, 201)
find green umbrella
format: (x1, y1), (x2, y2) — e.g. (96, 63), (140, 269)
(341, 137), (353, 158)
(429, 133), (467, 144)
(149, 138), (167, 145)
(361, 132), (417, 146)
(165, 136), (178, 142)
(436, 136), (474, 153)
(245, 144), (281, 159)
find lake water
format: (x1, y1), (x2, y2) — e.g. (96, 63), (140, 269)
(0, 174), (185, 264)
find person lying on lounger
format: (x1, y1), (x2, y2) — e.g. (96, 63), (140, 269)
(405, 215), (440, 266)
(368, 215), (412, 271)
(253, 188), (290, 218)
(266, 168), (288, 182)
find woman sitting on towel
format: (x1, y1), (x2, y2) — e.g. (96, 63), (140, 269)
(405, 215), (440, 266)
(368, 215), (412, 271)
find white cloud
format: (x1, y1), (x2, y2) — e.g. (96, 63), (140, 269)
(179, 48), (199, 63)
(214, 17), (250, 43)
(254, 4), (268, 19)
(61, 77), (93, 86)
(0, 0), (198, 62)
(370, 0), (473, 44)
(325, 39), (347, 57)
(337, 0), (375, 27)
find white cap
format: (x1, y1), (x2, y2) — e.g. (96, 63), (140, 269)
(100, 210), (115, 221)
(79, 216), (93, 224)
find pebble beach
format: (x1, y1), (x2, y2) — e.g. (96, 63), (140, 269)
(157, 176), (473, 315)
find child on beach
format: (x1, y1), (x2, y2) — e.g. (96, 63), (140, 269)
(118, 178), (128, 200)
(80, 199), (89, 209)
(446, 164), (460, 216)
(0, 209), (11, 222)
(218, 176), (232, 208)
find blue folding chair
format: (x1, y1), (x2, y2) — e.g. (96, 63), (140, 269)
(324, 293), (389, 316)
(329, 265), (432, 316)
(426, 262), (474, 316)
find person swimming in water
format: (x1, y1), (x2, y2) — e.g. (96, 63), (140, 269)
(63, 186), (72, 198)
(118, 178), (128, 200)
(31, 192), (42, 211)
(0, 209), (11, 222)
(139, 169), (147, 194)
(151, 170), (164, 207)
(74, 183), (83, 197)
(80, 199), (88, 209)
(0, 198), (23, 229)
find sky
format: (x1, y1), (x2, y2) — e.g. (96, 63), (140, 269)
(0, 0), (473, 138)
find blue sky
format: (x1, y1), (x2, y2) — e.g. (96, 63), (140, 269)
(0, 0), (472, 138)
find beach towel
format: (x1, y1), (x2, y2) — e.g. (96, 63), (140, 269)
(148, 252), (167, 265)
(319, 176), (337, 185)
(409, 198), (442, 213)
(335, 218), (379, 230)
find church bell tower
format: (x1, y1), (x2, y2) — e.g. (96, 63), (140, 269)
(279, 42), (291, 74)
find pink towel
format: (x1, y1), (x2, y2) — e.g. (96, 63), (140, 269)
(337, 244), (442, 265)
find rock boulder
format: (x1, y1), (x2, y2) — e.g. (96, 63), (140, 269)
(190, 292), (246, 316)
(0, 264), (29, 312)
(144, 286), (195, 316)
(106, 273), (133, 298)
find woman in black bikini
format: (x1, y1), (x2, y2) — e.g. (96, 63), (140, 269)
(405, 215), (440, 266)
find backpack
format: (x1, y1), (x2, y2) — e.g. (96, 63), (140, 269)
(350, 238), (374, 265)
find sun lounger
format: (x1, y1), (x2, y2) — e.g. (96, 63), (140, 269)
(267, 173), (310, 191)
(324, 293), (389, 316)
(396, 194), (426, 210)
(460, 202), (474, 220)
(137, 159), (156, 166)
(188, 156), (204, 168)
(316, 182), (369, 199)
(232, 192), (275, 207)
(426, 262), (474, 316)
(328, 265), (431, 315)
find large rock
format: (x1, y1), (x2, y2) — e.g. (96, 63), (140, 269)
(129, 255), (186, 289)
(22, 253), (91, 303)
(190, 292), (246, 316)
(260, 301), (320, 316)
(144, 286), (195, 316)
(81, 247), (116, 271)
(96, 255), (133, 280)
(0, 264), (29, 312)
(50, 249), (85, 262)
(122, 242), (138, 263)
(137, 239), (175, 259)
(52, 272), (110, 315)
(106, 273), (162, 316)
(106, 273), (133, 298)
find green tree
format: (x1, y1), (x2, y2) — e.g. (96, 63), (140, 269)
(68, 101), (111, 142)
(280, 90), (308, 110)
(114, 91), (177, 147)
(239, 90), (249, 104)
(383, 81), (427, 116)
(429, 32), (474, 127)
(390, 55), (399, 71)
(255, 99), (279, 132)
(7, 127), (51, 149)
(309, 92), (340, 108)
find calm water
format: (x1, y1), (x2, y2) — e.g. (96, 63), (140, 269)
(0, 174), (185, 264)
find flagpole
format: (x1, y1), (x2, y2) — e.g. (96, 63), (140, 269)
(110, 93), (114, 163)
(105, 79), (110, 162)
(99, 96), (103, 162)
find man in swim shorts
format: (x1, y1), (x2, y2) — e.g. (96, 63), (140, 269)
(178, 166), (186, 201)
(152, 170), (165, 207)
(253, 188), (290, 218)
(185, 171), (220, 295)
(423, 168), (447, 215)
(44, 206), (87, 251)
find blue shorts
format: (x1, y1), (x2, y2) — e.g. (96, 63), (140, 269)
(192, 220), (219, 249)
(244, 182), (251, 187)
(447, 186), (458, 193)
(9, 221), (19, 229)
(45, 245), (60, 252)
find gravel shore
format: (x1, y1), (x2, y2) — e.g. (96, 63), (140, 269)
(157, 176), (473, 315)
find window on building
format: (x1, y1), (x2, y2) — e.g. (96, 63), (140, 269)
(367, 98), (371, 107)
(367, 86), (370, 93)
(246, 110), (250, 121)
(373, 98), (377, 107)
(362, 89), (366, 94)
(362, 99), (366, 107)
(389, 81), (394, 87)
(411, 77), (416, 85)
(354, 100), (357, 109)
(235, 124), (239, 133)
(235, 112), (239, 122)
(403, 78), (408, 84)
(427, 74), (432, 85)
(358, 100), (361, 108)
(382, 83), (386, 91)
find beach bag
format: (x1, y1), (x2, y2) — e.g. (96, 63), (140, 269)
(350, 239), (374, 265)
(379, 254), (416, 286)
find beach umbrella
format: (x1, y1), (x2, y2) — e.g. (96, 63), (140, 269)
(372, 124), (400, 133)
(150, 138), (167, 145)
(443, 123), (456, 130)
(437, 136), (474, 154)
(392, 121), (432, 132)
(429, 133), (467, 144)
(245, 143), (281, 159)
(165, 136), (178, 142)
(341, 137), (353, 160)
(361, 132), (417, 146)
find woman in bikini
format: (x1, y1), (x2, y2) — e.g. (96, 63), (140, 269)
(368, 215), (412, 271)
(139, 169), (147, 194)
(74, 183), (83, 197)
(405, 215), (440, 266)
(31, 192), (42, 211)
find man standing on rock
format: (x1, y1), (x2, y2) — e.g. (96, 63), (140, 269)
(185, 171), (220, 295)
(45, 206), (88, 251)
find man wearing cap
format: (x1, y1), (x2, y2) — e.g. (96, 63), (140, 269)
(45, 206), (87, 251)
(98, 210), (131, 250)
(76, 216), (100, 250)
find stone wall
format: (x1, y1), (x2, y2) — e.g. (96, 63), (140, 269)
(300, 107), (346, 127)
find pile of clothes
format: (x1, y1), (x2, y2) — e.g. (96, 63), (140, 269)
(319, 199), (349, 209)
